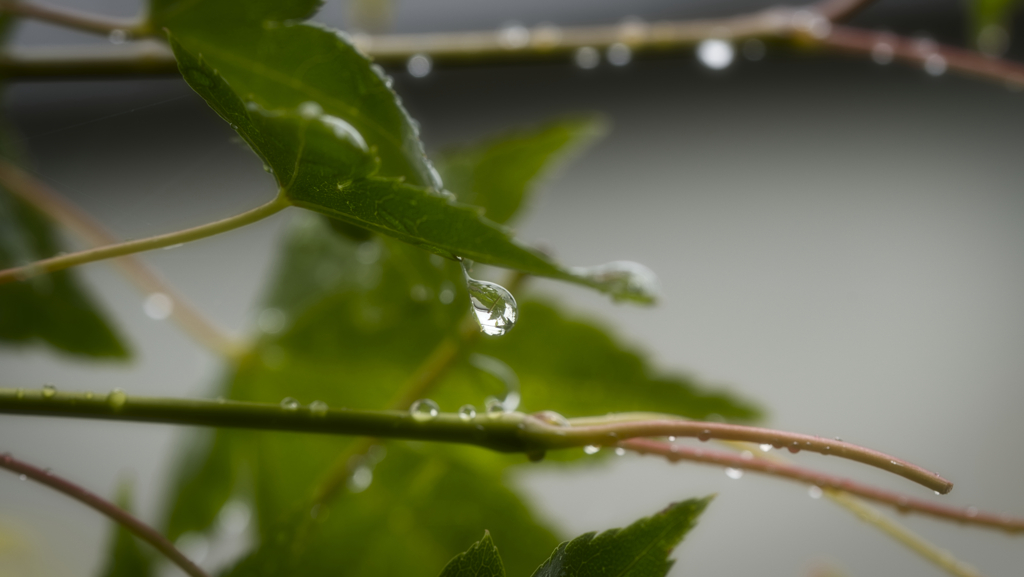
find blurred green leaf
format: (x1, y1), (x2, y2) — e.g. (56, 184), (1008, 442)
(0, 188), (129, 359)
(96, 483), (154, 577)
(164, 428), (247, 541)
(222, 443), (558, 577)
(438, 532), (505, 577)
(533, 498), (711, 577)
(436, 117), (605, 225)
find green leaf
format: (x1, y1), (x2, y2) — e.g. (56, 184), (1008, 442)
(164, 428), (246, 541)
(0, 188), (129, 359)
(96, 483), (154, 577)
(436, 117), (605, 225)
(165, 25), (655, 303)
(533, 498), (712, 577)
(438, 532), (505, 577)
(221, 443), (558, 577)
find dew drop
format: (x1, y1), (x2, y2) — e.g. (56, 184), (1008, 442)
(871, 42), (894, 65)
(348, 464), (373, 492)
(458, 404), (477, 421)
(742, 38), (766, 61)
(614, 447), (626, 456)
(41, 384), (56, 399)
(484, 396), (505, 416)
(498, 22), (531, 49)
(258, 308), (287, 334)
(143, 292), (174, 320)
(280, 397), (300, 410)
(606, 43), (632, 66)
(108, 29), (127, 44)
(406, 53), (433, 78)
(574, 46), (600, 69)
(759, 443), (773, 452)
(788, 442), (801, 454)
(309, 400), (329, 417)
(697, 429), (712, 442)
(808, 485), (823, 499)
(570, 261), (658, 303)
(18, 474), (27, 481)
(469, 354), (520, 411)
(107, 388), (127, 411)
(725, 467), (744, 480)
(464, 270), (518, 336)
(924, 53), (947, 76)
(696, 39), (734, 70)
(583, 445), (601, 455)
(409, 399), (439, 421)
(532, 410), (570, 427)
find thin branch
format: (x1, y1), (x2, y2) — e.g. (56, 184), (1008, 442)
(0, 452), (209, 577)
(0, 41), (177, 78)
(0, 160), (245, 358)
(0, 190), (290, 285)
(825, 490), (983, 577)
(0, 387), (954, 495)
(819, 25), (1024, 88)
(556, 415), (953, 494)
(0, 0), (146, 37)
(619, 438), (1023, 534)
(814, 0), (880, 22)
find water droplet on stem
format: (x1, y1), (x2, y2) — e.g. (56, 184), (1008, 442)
(41, 385), (56, 399)
(309, 400), (329, 417)
(696, 39), (734, 70)
(458, 405), (477, 420)
(280, 397), (300, 410)
(410, 399), (439, 421)
(107, 389), (127, 410)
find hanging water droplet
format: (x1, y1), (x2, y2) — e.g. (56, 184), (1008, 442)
(309, 400), (329, 417)
(348, 464), (373, 492)
(574, 46), (600, 69)
(406, 53), (433, 78)
(788, 442), (801, 454)
(464, 270), (518, 336)
(409, 399), (439, 421)
(924, 53), (947, 76)
(696, 39), (734, 70)
(697, 429), (712, 442)
(759, 443), (772, 452)
(458, 405), (477, 421)
(871, 42), (894, 65)
(606, 43), (632, 66)
(469, 354), (520, 411)
(532, 410), (570, 427)
(280, 397), (300, 410)
(143, 292), (174, 320)
(41, 384), (56, 399)
(108, 29), (127, 44)
(570, 261), (658, 303)
(742, 38), (766, 61)
(258, 308), (287, 334)
(808, 485), (823, 499)
(724, 467), (744, 480)
(614, 447), (626, 456)
(107, 389), (127, 411)
(583, 445), (600, 455)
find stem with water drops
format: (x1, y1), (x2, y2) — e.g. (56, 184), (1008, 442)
(0, 452), (210, 577)
(0, 160), (245, 358)
(0, 191), (290, 285)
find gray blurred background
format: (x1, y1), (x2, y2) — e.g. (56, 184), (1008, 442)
(2, 0), (1024, 576)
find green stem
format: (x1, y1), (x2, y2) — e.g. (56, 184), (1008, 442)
(0, 1), (148, 37)
(0, 452), (209, 577)
(0, 387), (952, 494)
(0, 192), (290, 285)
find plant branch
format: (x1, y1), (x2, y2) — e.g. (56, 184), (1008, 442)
(825, 489), (983, 577)
(0, 452), (209, 577)
(0, 387), (956, 495)
(0, 160), (245, 358)
(619, 438), (1023, 534)
(0, 189), (290, 285)
(0, 1), (145, 37)
(814, 0), (879, 22)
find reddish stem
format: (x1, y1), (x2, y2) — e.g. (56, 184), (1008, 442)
(620, 438), (1024, 534)
(0, 452), (209, 577)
